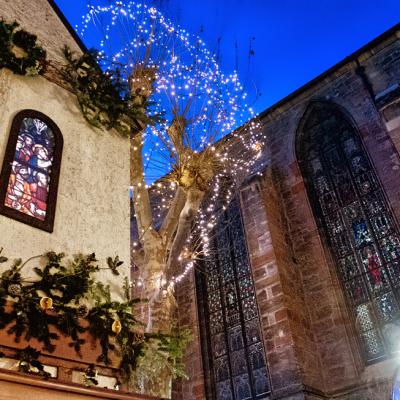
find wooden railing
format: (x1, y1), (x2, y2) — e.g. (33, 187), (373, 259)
(0, 369), (159, 400)
(0, 308), (161, 400)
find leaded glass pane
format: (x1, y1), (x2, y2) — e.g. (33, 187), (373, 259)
(360, 329), (385, 359)
(349, 154), (369, 176)
(230, 350), (247, 376)
(326, 212), (352, 256)
(233, 374), (252, 400)
(221, 255), (235, 283)
(387, 262), (400, 287)
(235, 256), (250, 277)
(245, 319), (262, 344)
(217, 381), (233, 400)
(197, 199), (270, 398)
(344, 278), (368, 305)
(210, 311), (224, 335)
(224, 283), (239, 312)
(319, 191), (339, 215)
(366, 267), (391, 294)
(228, 326), (244, 351)
(209, 290), (222, 313)
(238, 276), (254, 299)
(356, 304), (375, 332)
(354, 172), (377, 195)
(242, 295), (258, 321)
(338, 255), (360, 281)
(375, 292), (400, 323)
(215, 357), (230, 382)
(212, 333), (227, 357)
(299, 104), (400, 363)
(358, 245), (382, 273)
(249, 343), (266, 370)
(380, 235), (400, 262)
(252, 367), (270, 396)
(207, 271), (220, 292)
(5, 117), (55, 221)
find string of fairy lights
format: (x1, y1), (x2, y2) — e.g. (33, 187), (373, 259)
(78, 1), (267, 288)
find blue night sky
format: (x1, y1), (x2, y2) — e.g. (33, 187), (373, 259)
(55, 0), (400, 115)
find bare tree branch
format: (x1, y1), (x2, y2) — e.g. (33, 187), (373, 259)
(131, 130), (154, 246)
(166, 188), (205, 280)
(159, 186), (187, 247)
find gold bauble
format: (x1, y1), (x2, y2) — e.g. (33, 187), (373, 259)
(39, 296), (53, 310)
(111, 320), (122, 335)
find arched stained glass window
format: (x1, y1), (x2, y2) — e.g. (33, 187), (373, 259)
(196, 198), (270, 399)
(0, 110), (63, 232)
(297, 101), (400, 363)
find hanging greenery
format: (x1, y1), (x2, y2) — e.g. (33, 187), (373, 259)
(132, 326), (192, 395)
(59, 46), (161, 137)
(0, 249), (190, 386)
(0, 20), (47, 76)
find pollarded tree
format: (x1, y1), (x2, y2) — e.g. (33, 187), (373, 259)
(79, 0), (264, 343)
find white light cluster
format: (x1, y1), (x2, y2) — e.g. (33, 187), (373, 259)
(79, 1), (267, 286)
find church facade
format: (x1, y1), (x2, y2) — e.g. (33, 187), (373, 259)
(174, 23), (400, 400)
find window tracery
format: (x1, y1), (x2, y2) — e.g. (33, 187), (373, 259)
(196, 199), (270, 399)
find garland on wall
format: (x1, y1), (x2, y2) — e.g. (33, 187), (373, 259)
(0, 20), (154, 136)
(59, 46), (160, 137)
(0, 249), (190, 386)
(0, 20), (47, 76)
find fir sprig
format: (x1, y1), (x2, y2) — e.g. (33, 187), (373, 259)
(0, 20), (46, 75)
(59, 46), (162, 136)
(0, 249), (189, 385)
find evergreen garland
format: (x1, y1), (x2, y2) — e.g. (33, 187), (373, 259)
(0, 20), (46, 76)
(0, 249), (190, 386)
(60, 47), (160, 137)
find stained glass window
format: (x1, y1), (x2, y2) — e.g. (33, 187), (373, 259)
(196, 198), (270, 399)
(0, 110), (63, 232)
(297, 102), (400, 362)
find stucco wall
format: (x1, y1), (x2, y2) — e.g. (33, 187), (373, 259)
(0, 0), (130, 293)
(0, 70), (130, 294)
(0, 0), (82, 62)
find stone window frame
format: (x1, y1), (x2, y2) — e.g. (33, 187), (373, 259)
(0, 109), (63, 232)
(297, 100), (400, 364)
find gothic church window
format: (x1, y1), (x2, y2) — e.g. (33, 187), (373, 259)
(196, 198), (270, 399)
(0, 110), (63, 232)
(297, 101), (400, 363)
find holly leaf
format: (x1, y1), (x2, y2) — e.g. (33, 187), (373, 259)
(106, 256), (122, 276)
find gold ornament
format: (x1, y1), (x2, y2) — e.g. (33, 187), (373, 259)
(111, 320), (122, 334)
(39, 296), (53, 310)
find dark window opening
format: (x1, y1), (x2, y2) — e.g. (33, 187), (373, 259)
(196, 198), (270, 399)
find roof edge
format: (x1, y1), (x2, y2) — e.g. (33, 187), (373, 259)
(258, 22), (400, 120)
(46, 0), (88, 53)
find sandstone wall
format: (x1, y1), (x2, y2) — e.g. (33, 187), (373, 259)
(175, 24), (400, 400)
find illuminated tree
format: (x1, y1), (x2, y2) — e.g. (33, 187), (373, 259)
(80, 1), (264, 383)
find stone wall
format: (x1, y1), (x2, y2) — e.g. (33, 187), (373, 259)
(171, 270), (206, 400)
(175, 23), (400, 400)
(0, 0), (130, 293)
(248, 23), (400, 399)
(0, 0), (83, 62)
